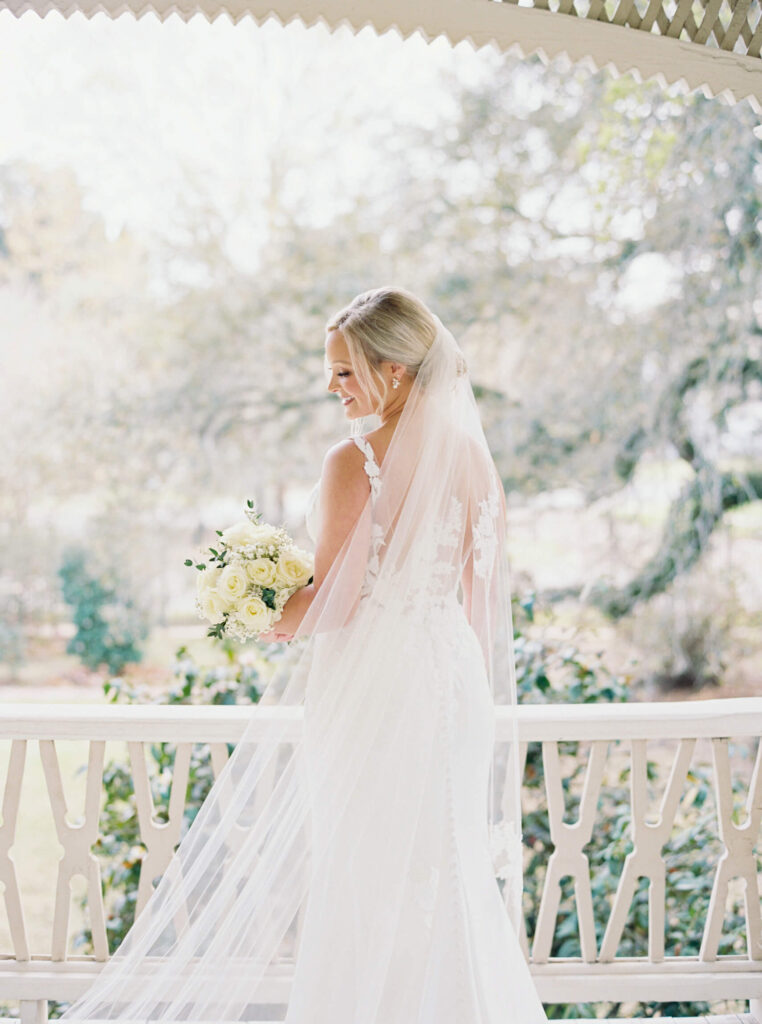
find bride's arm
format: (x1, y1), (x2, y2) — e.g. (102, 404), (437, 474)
(261, 440), (369, 639)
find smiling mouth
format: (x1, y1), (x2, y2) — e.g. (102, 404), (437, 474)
(341, 397), (354, 406)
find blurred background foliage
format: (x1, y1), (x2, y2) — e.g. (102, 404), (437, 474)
(1, 44), (759, 694)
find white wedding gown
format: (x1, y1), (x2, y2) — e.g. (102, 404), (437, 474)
(287, 434), (548, 1024)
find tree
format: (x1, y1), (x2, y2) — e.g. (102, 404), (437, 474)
(385, 57), (762, 614)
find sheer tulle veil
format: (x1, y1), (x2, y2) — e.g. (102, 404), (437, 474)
(58, 303), (523, 1021)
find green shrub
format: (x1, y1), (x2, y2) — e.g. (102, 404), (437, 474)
(58, 547), (148, 676)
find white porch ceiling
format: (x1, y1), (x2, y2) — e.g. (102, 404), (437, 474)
(2, 0), (762, 110)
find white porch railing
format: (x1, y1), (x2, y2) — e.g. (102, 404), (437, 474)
(0, 697), (760, 1023)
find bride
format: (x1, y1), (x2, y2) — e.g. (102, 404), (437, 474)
(59, 288), (548, 1024)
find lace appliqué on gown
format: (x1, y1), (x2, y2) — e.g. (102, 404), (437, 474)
(488, 819), (523, 882)
(317, 437), (468, 618)
(352, 436), (385, 601)
(406, 494), (463, 607)
(472, 481), (500, 580)
(360, 491), (464, 616)
(353, 434), (382, 501)
(352, 438), (472, 735)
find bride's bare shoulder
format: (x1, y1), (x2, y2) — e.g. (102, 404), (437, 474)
(318, 440), (369, 526)
(320, 438), (366, 487)
(323, 436), (361, 462)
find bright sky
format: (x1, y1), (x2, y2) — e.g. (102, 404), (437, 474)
(0, 11), (494, 271)
(0, 11), (691, 311)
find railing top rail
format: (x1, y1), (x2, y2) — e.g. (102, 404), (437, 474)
(0, 697), (760, 742)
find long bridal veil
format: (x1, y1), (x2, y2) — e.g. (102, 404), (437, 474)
(58, 309), (523, 1022)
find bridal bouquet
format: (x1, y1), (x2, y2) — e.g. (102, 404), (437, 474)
(186, 499), (314, 641)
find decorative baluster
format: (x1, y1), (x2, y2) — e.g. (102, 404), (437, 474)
(0, 740), (30, 960)
(209, 742), (232, 781)
(209, 742), (267, 859)
(599, 737), (696, 962)
(497, 739), (529, 957)
(128, 740), (192, 917)
(39, 739), (108, 961)
(210, 738), (302, 960)
(700, 736), (762, 961)
(532, 739), (607, 964)
(18, 999), (48, 1024)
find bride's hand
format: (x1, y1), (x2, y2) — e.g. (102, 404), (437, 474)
(258, 628), (294, 643)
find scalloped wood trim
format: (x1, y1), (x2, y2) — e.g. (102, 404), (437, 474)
(1, 0), (761, 112)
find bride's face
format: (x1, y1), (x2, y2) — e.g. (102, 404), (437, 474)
(324, 329), (377, 419)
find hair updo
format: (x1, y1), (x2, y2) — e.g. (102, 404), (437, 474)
(326, 287), (439, 411)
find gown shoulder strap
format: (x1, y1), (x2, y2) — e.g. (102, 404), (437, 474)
(351, 435), (382, 500)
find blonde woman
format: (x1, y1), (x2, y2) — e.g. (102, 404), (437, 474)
(59, 288), (545, 1024)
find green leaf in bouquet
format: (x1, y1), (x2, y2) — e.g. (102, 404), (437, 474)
(244, 498), (263, 524)
(261, 587), (276, 610)
(207, 621), (226, 640)
(195, 563), (206, 571)
(216, 530), (223, 536)
(184, 559), (193, 567)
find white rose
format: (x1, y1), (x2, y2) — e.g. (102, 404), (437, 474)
(251, 523), (282, 547)
(274, 550), (313, 588)
(220, 520), (266, 548)
(235, 596), (273, 634)
(218, 563), (249, 602)
(246, 557), (277, 587)
(196, 566), (221, 596)
(199, 588), (229, 623)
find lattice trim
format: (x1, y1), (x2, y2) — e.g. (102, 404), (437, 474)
(0, 0), (760, 111)
(513, 0), (762, 57)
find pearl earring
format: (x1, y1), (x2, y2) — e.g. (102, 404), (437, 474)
(392, 377), (401, 390)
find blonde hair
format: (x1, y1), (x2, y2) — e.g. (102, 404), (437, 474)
(326, 287), (438, 411)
